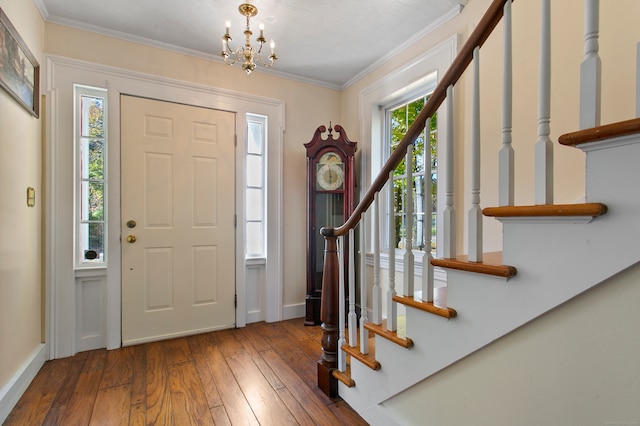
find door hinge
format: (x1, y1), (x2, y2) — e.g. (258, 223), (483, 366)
(234, 294), (237, 308)
(234, 134), (237, 147)
(234, 214), (237, 227)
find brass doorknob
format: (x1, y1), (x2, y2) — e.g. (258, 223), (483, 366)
(126, 235), (137, 243)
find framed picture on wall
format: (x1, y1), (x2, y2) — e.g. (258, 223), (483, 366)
(0, 7), (39, 118)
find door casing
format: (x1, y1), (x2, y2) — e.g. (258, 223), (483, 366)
(45, 55), (285, 358)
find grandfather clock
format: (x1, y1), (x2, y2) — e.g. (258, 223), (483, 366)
(304, 124), (356, 325)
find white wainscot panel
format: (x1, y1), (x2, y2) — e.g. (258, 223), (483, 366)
(75, 274), (106, 352)
(246, 262), (266, 323)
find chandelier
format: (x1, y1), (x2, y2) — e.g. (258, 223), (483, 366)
(221, 3), (278, 75)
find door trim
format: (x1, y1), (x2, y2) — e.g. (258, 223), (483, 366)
(45, 55), (285, 356)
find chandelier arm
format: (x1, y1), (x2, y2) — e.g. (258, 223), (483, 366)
(254, 51), (276, 68)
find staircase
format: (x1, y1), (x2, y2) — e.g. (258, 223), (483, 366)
(314, 1), (640, 424)
(340, 119), (640, 424)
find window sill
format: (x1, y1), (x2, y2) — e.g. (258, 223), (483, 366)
(245, 257), (266, 267)
(74, 266), (107, 278)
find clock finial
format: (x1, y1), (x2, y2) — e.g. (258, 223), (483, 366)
(328, 121), (333, 136)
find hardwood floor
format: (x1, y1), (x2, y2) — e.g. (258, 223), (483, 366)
(5, 319), (368, 425)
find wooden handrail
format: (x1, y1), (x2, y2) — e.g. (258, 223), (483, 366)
(321, 0), (515, 239)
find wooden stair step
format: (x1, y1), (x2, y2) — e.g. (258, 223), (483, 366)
(431, 251), (516, 279)
(341, 338), (381, 371)
(558, 117), (640, 146)
(332, 364), (355, 388)
(364, 319), (414, 349)
(392, 295), (458, 319)
(482, 203), (607, 218)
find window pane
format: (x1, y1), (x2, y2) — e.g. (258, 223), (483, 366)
(386, 94), (438, 253)
(79, 222), (105, 262)
(80, 138), (104, 180)
(394, 213), (403, 249)
(246, 188), (262, 221)
(81, 96), (104, 138)
(247, 121), (263, 154)
(246, 155), (263, 187)
(81, 181), (104, 221)
(246, 221), (263, 255)
(414, 132), (425, 174)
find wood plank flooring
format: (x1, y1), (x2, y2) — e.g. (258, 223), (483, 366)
(5, 319), (368, 425)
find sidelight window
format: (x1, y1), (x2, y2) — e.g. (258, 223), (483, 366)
(75, 85), (107, 266)
(245, 113), (267, 258)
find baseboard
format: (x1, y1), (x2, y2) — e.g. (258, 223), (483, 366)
(0, 343), (46, 424)
(246, 310), (264, 324)
(282, 303), (305, 321)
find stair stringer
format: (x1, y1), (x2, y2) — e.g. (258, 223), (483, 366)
(338, 134), (640, 425)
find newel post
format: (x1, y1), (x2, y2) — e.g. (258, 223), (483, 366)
(317, 229), (339, 397)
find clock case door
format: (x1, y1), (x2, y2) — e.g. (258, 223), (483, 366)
(304, 125), (357, 326)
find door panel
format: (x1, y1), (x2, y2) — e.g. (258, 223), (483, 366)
(121, 95), (236, 345)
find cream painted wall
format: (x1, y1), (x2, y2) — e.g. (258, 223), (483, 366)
(43, 23), (342, 309)
(0, 0), (44, 395)
(385, 261), (640, 425)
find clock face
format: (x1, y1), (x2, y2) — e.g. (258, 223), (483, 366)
(316, 152), (345, 191)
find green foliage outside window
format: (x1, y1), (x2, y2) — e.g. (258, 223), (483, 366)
(81, 95), (106, 261)
(389, 95), (437, 251)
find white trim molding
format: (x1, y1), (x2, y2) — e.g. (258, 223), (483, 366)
(0, 344), (46, 424)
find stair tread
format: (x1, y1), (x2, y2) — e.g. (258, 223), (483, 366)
(341, 337), (380, 371)
(364, 320), (414, 348)
(392, 295), (458, 318)
(333, 364), (355, 387)
(483, 203), (607, 218)
(431, 251), (516, 279)
(558, 117), (640, 146)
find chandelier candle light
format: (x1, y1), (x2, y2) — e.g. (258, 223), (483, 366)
(221, 3), (277, 75)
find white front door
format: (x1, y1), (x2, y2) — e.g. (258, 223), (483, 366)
(120, 95), (236, 345)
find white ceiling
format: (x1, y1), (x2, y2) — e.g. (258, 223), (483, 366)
(35, 0), (467, 89)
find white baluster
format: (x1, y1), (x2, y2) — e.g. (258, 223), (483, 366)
(535, 0), (554, 205)
(359, 215), (369, 354)
(348, 228), (357, 346)
(386, 171), (397, 331)
(469, 47), (483, 263)
(403, 144), (414, 297)
(443, 85), (457, 258)
(372, 193), (381, 324)
(580, 0), (601, 129)
(422, 117), (434, 303)
(499, 0), (514, 207)
(636, 42), (640, 117)
(338, 235), (346, 372)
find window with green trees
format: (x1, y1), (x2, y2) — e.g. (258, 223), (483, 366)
(76, 86), (107, 265)
(387, 94), (437, 252)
